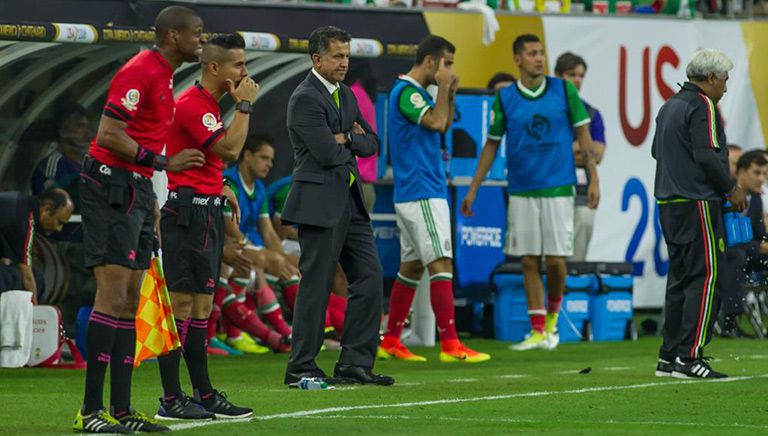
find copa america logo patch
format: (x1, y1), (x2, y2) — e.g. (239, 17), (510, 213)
(410, 92), (426, 109)
(121, 89), (140, 112)
(202, 113), (222, 132)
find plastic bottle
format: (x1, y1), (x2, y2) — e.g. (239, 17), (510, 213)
(298, 377), (330, 390)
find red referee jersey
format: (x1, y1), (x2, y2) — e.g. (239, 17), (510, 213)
(166, 84), (226, 196)
(88, 49), (175, 178)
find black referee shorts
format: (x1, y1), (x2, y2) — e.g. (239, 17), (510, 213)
(80, 157), (154, 270)
(160, 190), (225, 294)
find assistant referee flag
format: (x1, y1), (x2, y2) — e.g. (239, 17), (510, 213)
(134, 257), (181, 367)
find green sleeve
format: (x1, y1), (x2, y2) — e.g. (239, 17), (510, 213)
(259, 198), (269, 218)
(398, 85), (431, 125)
(274, 184), (290, 217)
(223, 177), (238, 215)
(565, 81), (590, 127)
(488, 92), (506, 140)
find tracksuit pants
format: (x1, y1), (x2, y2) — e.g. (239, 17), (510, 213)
(658, 199), (724, 361)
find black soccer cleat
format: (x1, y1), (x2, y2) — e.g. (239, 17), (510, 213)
(155, 394), (215, 420)
(115, 409), (171, 433)
(655, 358), (674, 377)
(671, 357), (728, 379)
(194, 390), (253, 419)
(73, 409), (133, 434)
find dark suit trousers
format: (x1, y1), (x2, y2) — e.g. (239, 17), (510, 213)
(287, 187), (383, 373)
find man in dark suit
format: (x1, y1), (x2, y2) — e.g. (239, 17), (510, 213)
(720, 150), (768, 337)
(282, 26), (393, 386)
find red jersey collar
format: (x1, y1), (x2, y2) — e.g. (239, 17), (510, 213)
(195, 82), (220, 107)
(150, 47), (174, 74)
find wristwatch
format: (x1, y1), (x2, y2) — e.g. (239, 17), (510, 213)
(345, 131), (353, 147)
(235, 100), (252, 114)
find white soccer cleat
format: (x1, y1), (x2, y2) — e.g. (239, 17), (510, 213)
(510, 331), (549, 351)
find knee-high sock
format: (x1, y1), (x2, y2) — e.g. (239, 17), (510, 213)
(249, 285), (291, 337)
(222, 294), (283, 349)
(547, 295), (563, 314)
(430, 273), (458, 342)
(529, 308), (546, 334)
(184, 318), (214, 400)
(280, 275), (300, 311)
(110, 318), (137, 417)
(208, 278), (229, 339)
(82, 311), (118, 415)
(158, 318), (187, 402)
(327, 294), (347, 335)
(383, 273), (419, 342)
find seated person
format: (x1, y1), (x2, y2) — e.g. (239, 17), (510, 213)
(721, 150), (768, 337)
(213, 135), (296, 353)
(30, 104), (95, 335)
(30, 104), (90, 211)
(0, 188), (74, 301)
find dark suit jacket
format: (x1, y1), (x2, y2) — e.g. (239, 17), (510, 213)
(282, 71), (379, 228)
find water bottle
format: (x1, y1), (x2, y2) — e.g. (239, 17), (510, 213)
(298, 377), (330, 390)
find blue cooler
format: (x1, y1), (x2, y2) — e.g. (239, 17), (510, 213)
(592, 263), (634, 341)
(558, 262), (596, 343)
(491, 263), (529, 342)
(75, 305), (93, 359)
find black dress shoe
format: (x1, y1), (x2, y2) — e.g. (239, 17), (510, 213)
(284, 368), (328, 385)
(332, 363), (395, 386)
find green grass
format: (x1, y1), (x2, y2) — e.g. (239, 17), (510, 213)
(2, 337), (767, 435)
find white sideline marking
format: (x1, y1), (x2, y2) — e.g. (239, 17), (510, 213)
(166, 373), (768, 431)
(498, 374), (529, 379)
(294, 415), (768, 430)
(602, 366), (633, 371)
(558, 370), (582, 374)
(394, 382), (424, 387)
(446, 378), (478, 383)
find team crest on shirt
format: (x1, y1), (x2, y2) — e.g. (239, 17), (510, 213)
(410, 92), (426, 109)
(202, 113), (222, 132)
(121, 89), (140, 112)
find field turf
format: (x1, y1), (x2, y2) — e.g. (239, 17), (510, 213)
(1, 337), (766, 435)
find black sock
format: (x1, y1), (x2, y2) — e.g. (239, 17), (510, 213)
(82, 311), (117, 415)
(158, 318), (186, 402)
(110, 318), (136, 417)
(185, 318), (214, 400)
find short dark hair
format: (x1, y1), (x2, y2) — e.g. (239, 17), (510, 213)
(513, 34), (541, 55)
(554, 52), (587, 76)
(487, 72), (516, 90)
(415, 35), (455, 65)
(737, 150), (768, 171)
(154, 6), (200, 44)
(55, 103), (87, 132)
(727, 143), (742, 152)
(36, 188), (71, 211)
(207, 33), (245, 50)
(308, 26), (351, 56)
(201, 33), (245, 64)
(239, 134), (274, 163)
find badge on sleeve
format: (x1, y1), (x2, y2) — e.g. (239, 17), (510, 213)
(202, 113), (222, 132)
(410, 92), (426, 109)
(121, 89), (140, 112)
